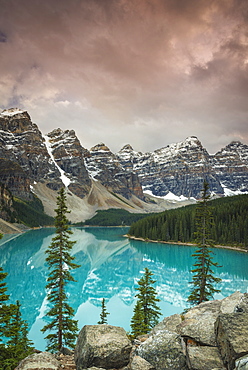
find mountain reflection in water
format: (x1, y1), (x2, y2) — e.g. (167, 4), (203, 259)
(0, 226), (247, 351)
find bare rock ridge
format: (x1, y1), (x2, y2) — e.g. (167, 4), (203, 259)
(84, 142), (144, 200)
(117, 136), (248, 198)
(47, 128), (91, 198)
(1, 108), (248, 222)
(16, 292), (248, 370)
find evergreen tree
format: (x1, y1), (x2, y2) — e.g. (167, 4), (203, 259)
(41, 187), (80, 352)
(188, 180), (221, 305)
(0, 265), (12, 370)
(130, 268), (161, 338)
(0, 266), (10, 343)
(0, 256), (33, 370)
(3, 301), (34, 370)
(130, 300), (147, 338)
(98, 298), (109, 324)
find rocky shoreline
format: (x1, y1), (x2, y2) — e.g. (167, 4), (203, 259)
(16, 292), (248, 370)
(125, 234), (248, 254)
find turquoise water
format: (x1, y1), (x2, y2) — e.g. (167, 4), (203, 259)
(0, 226), (248, 351)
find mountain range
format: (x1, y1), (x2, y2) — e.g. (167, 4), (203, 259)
(0, 108), (248, 223)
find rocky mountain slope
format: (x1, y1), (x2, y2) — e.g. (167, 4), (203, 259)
(117, 136), (248, 198)
(0, 108), (162, 222)
(1, 108), (248, 222)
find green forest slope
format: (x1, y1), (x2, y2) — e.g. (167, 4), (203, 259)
(128, 194), (248, 248)
(13, 196), (54, 227)
(81, 209), (155, 226)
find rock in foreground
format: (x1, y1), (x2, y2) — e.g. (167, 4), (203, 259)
(16, 292), (248, 370)
(74, 324), (132, 370)
(137, 330), (187, 370)
(16, 352), (59, 370)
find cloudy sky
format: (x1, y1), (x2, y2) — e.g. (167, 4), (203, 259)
(0, 0), (248, 154)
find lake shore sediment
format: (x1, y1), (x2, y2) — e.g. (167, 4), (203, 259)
(125, 234), (248, 253)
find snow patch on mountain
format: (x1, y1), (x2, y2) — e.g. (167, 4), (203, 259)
(43, 135), (71, 187)
(221, 183), (248, 196)
(0, 108), (25, 117)
(143, 189), (195, 202)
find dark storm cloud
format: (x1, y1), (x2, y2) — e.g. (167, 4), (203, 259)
(0, 0), (248, 153)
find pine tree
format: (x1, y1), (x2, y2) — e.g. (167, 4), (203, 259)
(4, 301), (34, 370)
(0, 266), (10, 343)
(130, 300), (147, 338)
(130, 268), (161, 338)
(0, 257), (33, 370)
(41, 187), (80, 352)
(0, 266), (12, 370)
(98, 298), (109, 324)
(188, 180), (221, 305)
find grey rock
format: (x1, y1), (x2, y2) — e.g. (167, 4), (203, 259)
(117, 137), (248, 198)
(215, 313), (248, 370)
(220, 291), (244, 314)
(16, 352), (60, 370)
(177, 292), (245, 347)
(186, 346), (225, 370)
(137, 330), (187, 370)
(74, 325), (132, 370)
(85, 143), (144, 200)
(47, 128), (91, 198)
(236, 355), (248, 369)
(234, 293), (248, 313)
(0, 108), (62, 188)
(130, 355), (155, 370)
(59, 346), (74, 356)
(151, 313), (182, 335)
(177, 299), (221, 346)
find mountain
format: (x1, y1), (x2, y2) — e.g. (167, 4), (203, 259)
(117, 136), (248, 198)
(46, 128), (91, 198)
(1, 108), (248, 223)
(84, 143), (144, 200)
(0, 108), (162, 223)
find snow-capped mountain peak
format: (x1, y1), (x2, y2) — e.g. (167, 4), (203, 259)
(0, 108), (26, 117)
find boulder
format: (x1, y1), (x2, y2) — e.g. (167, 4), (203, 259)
(137, 330), (187, 370)
(235, 355), (248, 369)
(130, 355), (155, 370)
(177, 299), (221, 346)
(74, 325), (132, 370)
(186, 346), (225, 370)
(150, 313), (182, 335)
(220, 291), (244, 314)
(234, 293), (248, 313)
(215, 313), (248, 370)
(16, 352), (59, 370)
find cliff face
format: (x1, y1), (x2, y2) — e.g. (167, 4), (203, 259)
(0, 182), (13, 221)
(84, 143), (144, 200)
(46, 128), (91, 198)
(212, 141), (248, 193)
(0, 108), (61, 193)
(0, 158), (31, 200)
(117, 136), (248, 198)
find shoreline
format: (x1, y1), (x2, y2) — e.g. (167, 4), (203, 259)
(125, 234), (248, 253)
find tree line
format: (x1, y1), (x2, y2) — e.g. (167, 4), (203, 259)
(128, 194), (248, 248)
(81, 208), (154, 226)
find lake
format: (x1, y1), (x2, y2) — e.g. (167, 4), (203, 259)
(0, 226), (248, 351)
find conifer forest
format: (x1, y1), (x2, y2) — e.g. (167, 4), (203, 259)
(128, 194), (248, 248)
